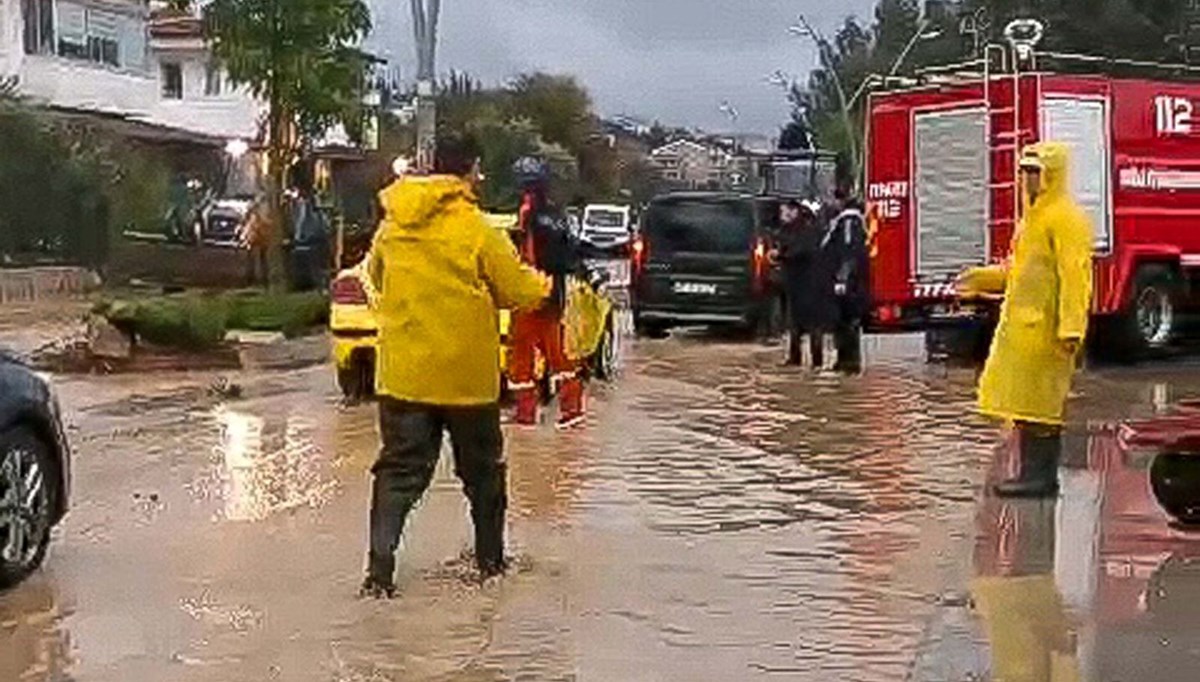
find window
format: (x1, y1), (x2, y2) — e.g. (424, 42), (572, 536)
(22, 0), (55, 55)
(161, 63), (183, 99)
(55, 6), (123, 68)
(204, 63), (222, 96)
(88, 36), (119, 67)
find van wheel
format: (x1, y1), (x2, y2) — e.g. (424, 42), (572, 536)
(1112, 265), (1180, 360)
(634, 314), (669, 339)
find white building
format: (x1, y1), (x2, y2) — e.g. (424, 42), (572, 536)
(148, 9), (260, 141)
(650, 139), (739, 190)
(0, 0), (259, 143)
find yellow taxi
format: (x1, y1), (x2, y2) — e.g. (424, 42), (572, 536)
(330, 213), (617, 400)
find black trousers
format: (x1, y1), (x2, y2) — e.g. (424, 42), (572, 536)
(368, 398), (507, 575)
(834, 317), (863, 371)
(788, 323), (825, 367)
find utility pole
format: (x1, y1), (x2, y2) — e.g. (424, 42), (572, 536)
(410, 0), (441, 171)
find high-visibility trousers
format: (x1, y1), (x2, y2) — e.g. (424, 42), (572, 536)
(508, 307), (577, 389)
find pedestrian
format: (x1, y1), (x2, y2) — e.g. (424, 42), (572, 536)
(962, 142), (1093, 498)
(238, 196), (270, 287)
(777, 199), (836, 368)
(823, 195), (870, 374)
(508, 156), (588, 428)
(360, 140), (550, 598)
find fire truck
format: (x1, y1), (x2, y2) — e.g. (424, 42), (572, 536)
(865, 26), (1200, 358)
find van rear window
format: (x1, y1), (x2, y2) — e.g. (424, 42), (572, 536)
(644, 199), (753, 254)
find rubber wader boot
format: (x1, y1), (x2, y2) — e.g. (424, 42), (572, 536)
(994, 427), (1062, 498)
(513, 388), (539, 426)
(361, 553), (397, 598)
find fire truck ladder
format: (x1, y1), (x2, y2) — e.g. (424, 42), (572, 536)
(983, 45), (1024, 253)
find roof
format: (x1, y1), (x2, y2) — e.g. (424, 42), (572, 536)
(650, 139), (726, 158)
(149, 13), (204, 40)
(649, 191), (756, 203)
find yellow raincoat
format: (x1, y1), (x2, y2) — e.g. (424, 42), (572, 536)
(972, 142), (1094, 426)
(367, 176), (550, 406)
(972, 576), (1080, 682)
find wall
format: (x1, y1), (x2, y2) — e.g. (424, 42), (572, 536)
(151, 51), (260, 139)
(0, 0), (23, 80)
(19, 53), (157, 115)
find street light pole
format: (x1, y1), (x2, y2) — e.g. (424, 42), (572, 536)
(790, 16), (859, 190)
(410, 0), (441, 172)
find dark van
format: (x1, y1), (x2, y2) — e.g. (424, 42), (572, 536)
(631, 192), (782, 337)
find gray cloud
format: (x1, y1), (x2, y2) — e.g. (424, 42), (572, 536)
(367, 0), (877, 135)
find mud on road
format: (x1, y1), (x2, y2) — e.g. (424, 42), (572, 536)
(2, 330), (1200, 681)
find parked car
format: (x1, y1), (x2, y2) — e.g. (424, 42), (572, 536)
(580, 204), (634, 255)
(199, 195), (254, 247)
(330, 213), (620, 401)
(0, 354), (71, 589)
(1120, 400), (1200, 525)
(631, 192), (783, 338)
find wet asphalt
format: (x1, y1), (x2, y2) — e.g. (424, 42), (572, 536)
(3, 325), (1200, 681)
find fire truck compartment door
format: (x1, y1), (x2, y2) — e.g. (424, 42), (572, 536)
(913, 108), (990, 280)
(1041, 97), (1112, 252)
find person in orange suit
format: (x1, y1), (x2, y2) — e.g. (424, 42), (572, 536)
(508, 156), (586, 428)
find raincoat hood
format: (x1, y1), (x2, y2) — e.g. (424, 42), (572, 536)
(377, 175), (476, 231)
(1021, 141), (1071, 208)
(365, 175), (549, 406)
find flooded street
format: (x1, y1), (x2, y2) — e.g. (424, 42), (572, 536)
(4, 330), (1200, 681)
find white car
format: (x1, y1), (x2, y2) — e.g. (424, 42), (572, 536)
(580, 204), (633, 252)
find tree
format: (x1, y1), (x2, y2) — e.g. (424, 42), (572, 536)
(204, 0), (371, 287)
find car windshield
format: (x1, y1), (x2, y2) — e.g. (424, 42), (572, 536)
(586, 210), (625, 228)
(644, 199), (753, 254)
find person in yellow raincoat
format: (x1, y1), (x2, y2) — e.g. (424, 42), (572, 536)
(972, 497), (1081, 682)
(359, 140), (551, 597)
(959, 142), (1093, 497)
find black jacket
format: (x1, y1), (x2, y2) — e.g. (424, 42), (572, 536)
(823, 208), (870, 319)
(779, 218), (838, 330)
(515, 199), (582, 310)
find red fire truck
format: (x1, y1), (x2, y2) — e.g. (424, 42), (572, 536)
(865, 49), (1200, 358)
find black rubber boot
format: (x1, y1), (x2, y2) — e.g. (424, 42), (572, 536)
(994, 427), (1062, 498)
(360, 553), (397, 599)
(784, 333), (802, 366)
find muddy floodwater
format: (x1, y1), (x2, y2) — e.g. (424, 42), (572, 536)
(3, 329), (1200, 681)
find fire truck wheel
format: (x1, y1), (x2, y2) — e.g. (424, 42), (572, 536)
(1150, 452), (1200, 526)
(1117, 265), (1180, 358)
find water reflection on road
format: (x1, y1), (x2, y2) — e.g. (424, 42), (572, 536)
(1, 332), (1198, 680)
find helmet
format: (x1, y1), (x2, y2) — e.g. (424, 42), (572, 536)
(512, 156), (550, 188)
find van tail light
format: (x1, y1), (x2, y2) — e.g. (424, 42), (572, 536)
(631, 236), (647, 274)
(751, 238), (768, 293)
(331, 274), (368, 305)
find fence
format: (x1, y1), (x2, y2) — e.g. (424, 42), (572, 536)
(0, 267), (96, 303)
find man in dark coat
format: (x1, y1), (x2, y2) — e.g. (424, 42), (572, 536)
(824, 196), (870, 373)
(777, 199), (837, 367)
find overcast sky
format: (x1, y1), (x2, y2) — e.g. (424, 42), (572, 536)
(366, 0), (878, 136)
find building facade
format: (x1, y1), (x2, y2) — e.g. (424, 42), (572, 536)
(1, 0), (259, 143)
(649, 139), (752, 191)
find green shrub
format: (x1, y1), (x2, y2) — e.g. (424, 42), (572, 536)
(96, 290), (330, 350)
(224, 290), (329, 338)
(99, 296), (228, 350)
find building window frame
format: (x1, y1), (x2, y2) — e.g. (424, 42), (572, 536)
(161, 62), (183, 99)
(22, 0), (56, 56)
(204, 62), (222, 96)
